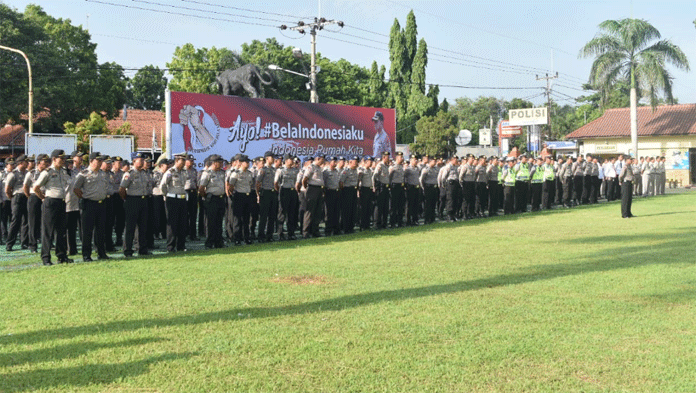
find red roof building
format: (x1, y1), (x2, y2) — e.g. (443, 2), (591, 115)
(107, 109), (166, 151)
(565, 104), (696, 185)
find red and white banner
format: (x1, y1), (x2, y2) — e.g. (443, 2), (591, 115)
(167, 91), (395, 166)
(498, 120), (523, 138)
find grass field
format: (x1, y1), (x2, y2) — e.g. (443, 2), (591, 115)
(2, 192), (696, 392)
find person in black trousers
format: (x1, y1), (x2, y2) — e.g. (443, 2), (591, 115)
(618, 156), (635, 218)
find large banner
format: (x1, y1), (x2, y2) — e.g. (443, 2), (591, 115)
(167, 92), (395, 167)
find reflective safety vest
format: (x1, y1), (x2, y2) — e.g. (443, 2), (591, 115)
(504, 166), (517, 186)
(516, 163), (530, 181)
(531, 165), (544, 183)
(543, 163), (555, 181)
(497, 167), (504, 184)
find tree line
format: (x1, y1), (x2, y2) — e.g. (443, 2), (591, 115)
(1, 4), (688, 156)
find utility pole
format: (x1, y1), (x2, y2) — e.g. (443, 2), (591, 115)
(281, 18), (343, 103)
(536, 72), (558, 141)
(0, 45), (33, 134)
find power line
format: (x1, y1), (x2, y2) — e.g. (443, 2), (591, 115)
(85, 0), (278, 28)
(180, 0), (314, 20)
(92, 33), (177, 45)
(131, 0), (294, 24)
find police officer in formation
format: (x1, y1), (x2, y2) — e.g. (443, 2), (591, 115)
(12, 149), (672, 266)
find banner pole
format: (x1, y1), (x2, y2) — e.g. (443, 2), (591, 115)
(165, 89), (172, 159)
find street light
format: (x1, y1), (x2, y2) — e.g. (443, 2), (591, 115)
(268, 63), (321, 102)
(0, 45), (33, 133)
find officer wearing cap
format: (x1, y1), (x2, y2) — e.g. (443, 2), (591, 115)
(5, 154), (29, 251)
(404, 154), (421, 226)
(323, 156), (341, 236)
(502, 156), (517, 215)
(183, 155), (199, 240)
(256, 151), (279, 242)
(34, 150), (72, 265)
(65, 151), (84, 256)
(388, 151), (406, 227)
(474, 156), (489, 217)
(105, 156), (125, 250)
(296, 156), (312, 231)
(229, 154), (255, 245)
(73, 152), (110, 261)
(339, 155), (359, 234)
(542, 155), (556, 210)
(459, 155), (476, 219)
(160, 153), (189, 252)
(372, 151), (391, 229)
(372, 111), (392, 158)
(302, 154), (325, 238)
(199, 154), (226, 248)
(249, 157), (263, 239)
(23, 154), (49, 253)
(357, 155), (374, 230)
(514, 154), (530, 213)
(119, 152), (151, 257)
(419, 156), (439, 224)
(438, 155), (460, 222)
(486, 157), (500, 216)
(560, 156), (574, 208)
(275, 154), (300, 240)
(151, 155), (169, 242)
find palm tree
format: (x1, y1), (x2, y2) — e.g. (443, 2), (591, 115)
(580, 19), (689, 157)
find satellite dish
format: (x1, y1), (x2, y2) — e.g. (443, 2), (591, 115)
(455, 129), (472, 146)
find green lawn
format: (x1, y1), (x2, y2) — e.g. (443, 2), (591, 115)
(2, 193), (696, 392)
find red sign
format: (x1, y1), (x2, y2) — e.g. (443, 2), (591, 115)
(498, 120), (523, 138)
(167, 92), (395, 165)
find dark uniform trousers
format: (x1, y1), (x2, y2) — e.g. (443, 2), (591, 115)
(542, 180), (554, 210)
(123, 196), (148, 256)
(111, 192), (125, 245)
(462, 181), (476, 218)
(487, 181), (500, 215)
(405, 185), (421, 225)
(103, 195), (115, 251)
(621, 181), (633, 218)
(197, 193), (206, 237)
(146, 195), (156, 248)
(445, 180), (461, 220)
(590, 175), (600, 203)
(324, 189), (340, 236)
(205, 194), (225, 248)
(0, 199), (11, 243)
(27, 194), (42, 251)
(581, 175), (591, 204)
(530, 182), (543, 211)
(359, 186), (374, 230)
(41, 197), (67, 264)
(503, 185), (515, 215)
(152, 195), (167, 239)
(606, 178), (616, 201)
(475, 182), (489, 216)
(257, 189), (278, 240)
(185, 189), (198, 238)
(340, 186), (358, 233)
(81, 199), (107, 258)
(555, 178), (563, 204)
(165, 196), (187, 251)
(232, 192), (252, 243)
(374, 183), (389, 229)
(225, 195), (234, 240)
(277, 187), (299, 237)
(7, 194), (28, 249)
(389, 184), (405, 227)
(303, 185), (324, 237)
(248, 190), (259, 238)
(438, 186), (447, 219)
(573, 175), (584, 204)
(423, 184), (438, 224)
(66, 210), (80, 255)
(514, 181), (528, 213)
(562, 177), (573, 207)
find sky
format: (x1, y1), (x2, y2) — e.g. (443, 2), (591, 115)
(2, 0), (695, 109)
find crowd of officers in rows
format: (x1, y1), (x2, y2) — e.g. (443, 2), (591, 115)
(0, 148), (668, 265)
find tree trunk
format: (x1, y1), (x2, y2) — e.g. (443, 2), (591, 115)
(630, 87), (638, 158)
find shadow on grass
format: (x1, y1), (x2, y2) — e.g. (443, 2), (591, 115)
(0, 352), (196, 393)
(2, 228), (695, 348)
(0, 337), (167, 367)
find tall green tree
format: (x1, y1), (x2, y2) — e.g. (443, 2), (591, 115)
(126, 65), (168, 110)
(167, 43), (241, 94)
(579, 18), (690, 157)
(63, 111), (134, 152)
(409, 110), (458, 157)
(0, 4), (127, 132)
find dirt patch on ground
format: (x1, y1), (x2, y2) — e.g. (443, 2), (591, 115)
(271, 275), (333, 285)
